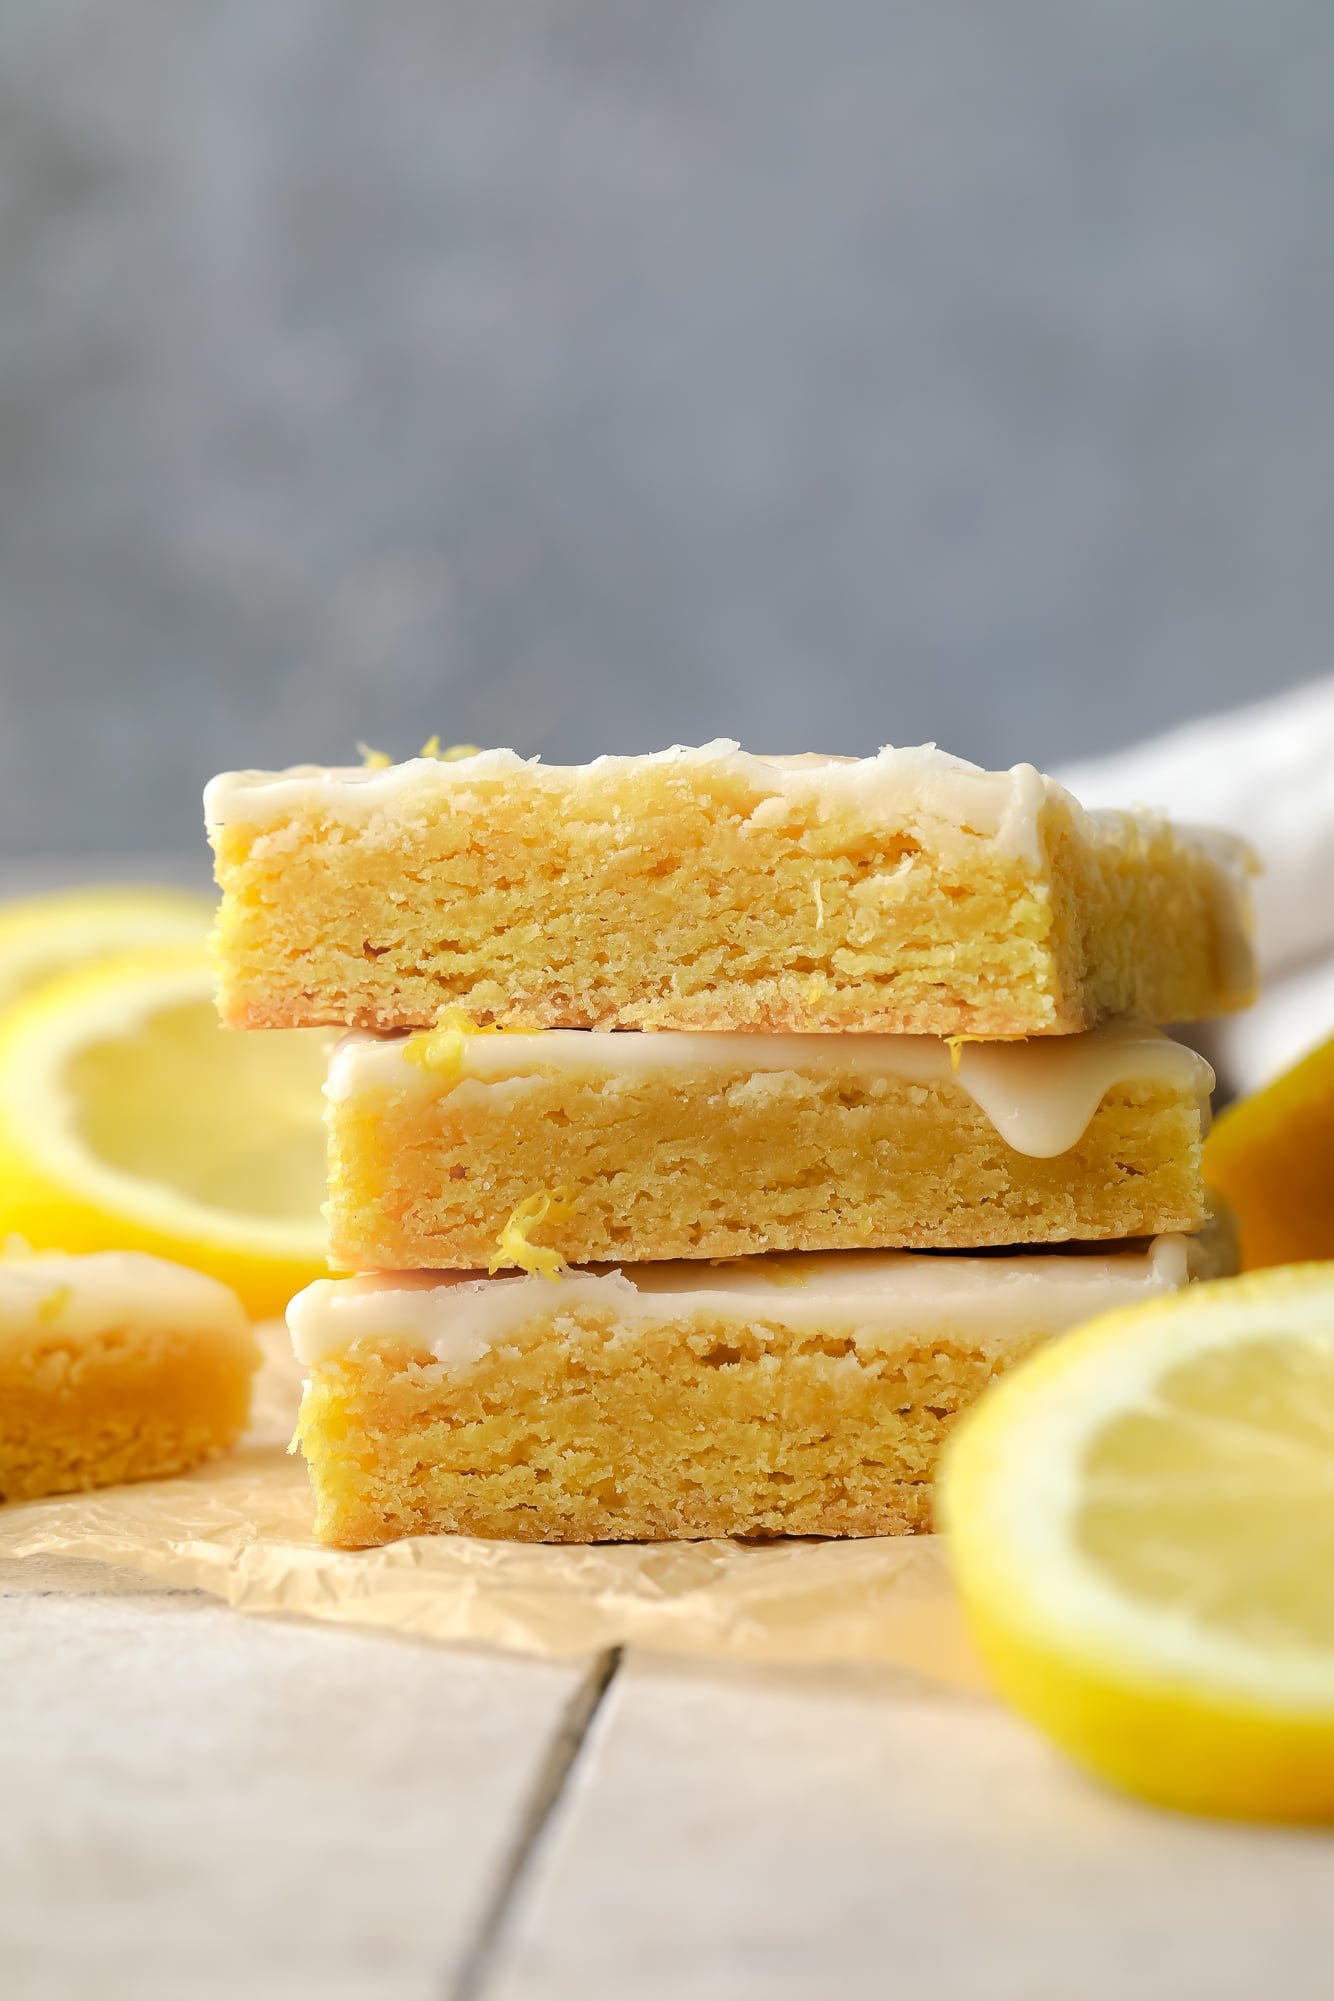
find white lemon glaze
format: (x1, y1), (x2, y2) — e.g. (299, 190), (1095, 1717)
(204, 742), (1059, 863)
(0, 1246), (251, 1343)
(325, 1021), (1213, 1162)
(288, 1236), (1199, 1371)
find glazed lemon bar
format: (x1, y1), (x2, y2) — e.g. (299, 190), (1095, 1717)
(326, 1021), (1213, 1269)
(0, 1249), (258, 1503)
(289, 1234), (1220, 1547)
(205, 743), (1254, 1036)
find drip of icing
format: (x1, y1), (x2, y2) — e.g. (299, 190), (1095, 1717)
(326, 1021), (1213, 1162)
(952, 1023), (1213, 1158)
(287, 1236), (1199, 1371)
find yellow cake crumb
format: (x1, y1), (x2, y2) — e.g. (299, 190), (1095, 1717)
(326, 1033), (1211, 1269)
(206, 746), (1256, 1036)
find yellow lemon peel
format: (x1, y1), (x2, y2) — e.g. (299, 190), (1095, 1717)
(419, 737), (483, 762)
(0, 946), (328, 1318)
(0, 886), (212, 1017)
(941, 1263), (1334, 1820)
(356, 743), (392, 770)
(1204, 1029), (1334, 1268)
(490, 1189), (573, 1280)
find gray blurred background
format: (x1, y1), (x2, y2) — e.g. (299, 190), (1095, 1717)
(1, 0), (1329, 858)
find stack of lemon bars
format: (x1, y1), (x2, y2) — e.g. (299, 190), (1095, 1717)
(205, 743), (1253, 1548)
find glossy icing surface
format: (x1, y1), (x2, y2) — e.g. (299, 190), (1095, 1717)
(205, 741), (1059, 861)
(0, 1246), (250, 1340)
(288, 1235), (1195, 1370)
(326, 1021), (1213, 1161)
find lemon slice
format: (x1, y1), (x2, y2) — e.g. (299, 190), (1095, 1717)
(1204, 1030), (1334, 1267)
(940, 1265), (1334, 1820)
(0, 946), (329, 1317)
(0, 885), (213, 1012)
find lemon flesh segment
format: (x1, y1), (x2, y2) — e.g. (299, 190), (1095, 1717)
(940, 1266), (1334, 1821)
(0, 948), (329, 1319)
(0, 886), (213, 1013)
(1204, 1029), (1334, 1267)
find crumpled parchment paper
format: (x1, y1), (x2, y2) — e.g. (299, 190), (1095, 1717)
(0, 1323), (984, 1687)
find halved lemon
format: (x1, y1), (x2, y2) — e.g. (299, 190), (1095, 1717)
(0, 885), (214, 1012)
(940, 1265), (1334, 1820)
(1205, 1030), (1334, 1267)
(0, 946), (329, 1317)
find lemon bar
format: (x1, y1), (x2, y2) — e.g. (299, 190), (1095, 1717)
(0, 1249), (259, 1503)
(205, 743), (1255, 1036)
(326, 1022), (1213, 1269)
(289, 1235), (1215, 1547)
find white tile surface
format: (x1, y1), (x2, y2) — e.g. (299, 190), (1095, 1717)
(8, 1569), (1334, 2000)
(490, 1653), (1334, 2001)
(0, 1582), (589, 2001)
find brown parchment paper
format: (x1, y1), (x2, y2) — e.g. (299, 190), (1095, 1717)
(0, 1324), (985, 1689)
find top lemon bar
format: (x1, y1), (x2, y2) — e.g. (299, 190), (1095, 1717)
(204, 742), (1255, 1036)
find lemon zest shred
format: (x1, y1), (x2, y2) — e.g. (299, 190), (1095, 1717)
(403, 1027), (465, 1087)
(404, 1005), (525, 1081)
(356, 742), (393, 770)
(945, 1034), (983, 1074)
(812, 879), (825, 931)
(419, 737), (483, 762)
(490, 1189), (573, 1281)
(35, 1284), (71, 1325)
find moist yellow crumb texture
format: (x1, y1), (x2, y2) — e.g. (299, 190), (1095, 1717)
(0, 1317), (258, 1503)
(210, 765), (1251, 1035)
(295, 1309), (1048, 1547)
(326, 1070), (1207, 1269)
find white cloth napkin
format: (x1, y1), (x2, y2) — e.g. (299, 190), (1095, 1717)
(1057, 676), (1334, 1095)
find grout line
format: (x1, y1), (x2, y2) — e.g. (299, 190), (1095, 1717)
(449, 1646), (622, 2001)
(0, 1586), (205, 1601)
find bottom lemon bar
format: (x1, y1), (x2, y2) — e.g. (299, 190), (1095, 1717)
(289, 1236), (1218, 1548)
(0, 1250), (259, 1503)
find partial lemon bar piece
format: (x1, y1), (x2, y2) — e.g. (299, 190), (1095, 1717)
(0, 1249), (259, 1503)
(289, 1234), (1225, 1547)
(205, 743), (1255, 1035)
(327, 1022), (1214, 1269)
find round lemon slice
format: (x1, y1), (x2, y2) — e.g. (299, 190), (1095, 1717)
(940, 1264), (1334, 1821)
(0, 947), (329, 1317)
(0, 885), (214, 1012)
